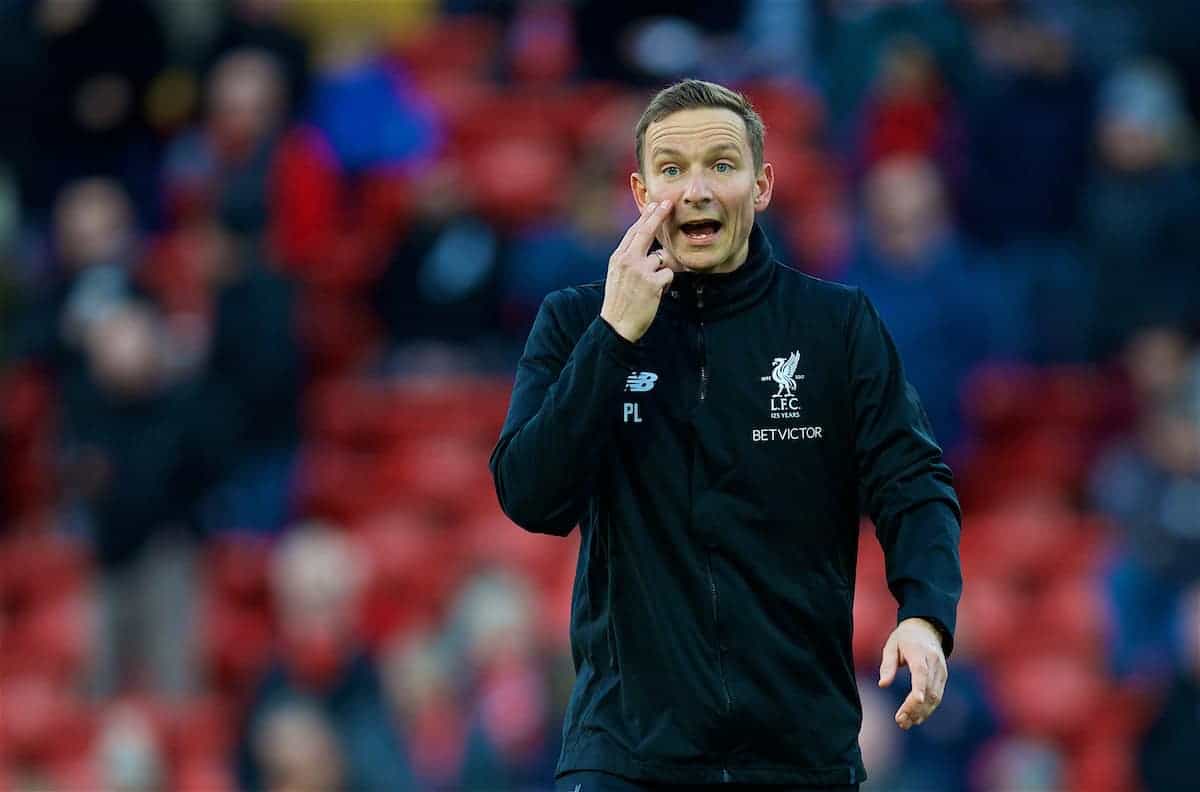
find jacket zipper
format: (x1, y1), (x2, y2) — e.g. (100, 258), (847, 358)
(696, 284), (708, 401)
(706, 552), (733, 716)
(696, 281), (729, 780)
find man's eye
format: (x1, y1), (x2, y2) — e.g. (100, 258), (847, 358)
(715, 162), (733, 173)
(662, 166), (681, 177)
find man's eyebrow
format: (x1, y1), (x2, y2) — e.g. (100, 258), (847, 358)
(650, 147), (685, 160)
(650, 143), (743, 160)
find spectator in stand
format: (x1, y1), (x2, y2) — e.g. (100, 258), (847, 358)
(381, 631), (467, 790)
(93, 703), (167, 792)
(13, 179), (144, 376)
(820, 0), (975, 142)
(500, 155), (625, 344)
(971, 736), (1066, 791)
(1090, 326), (1200, 681)
(306, 33), (440, 174)
(201, 0), (311, 120)
(1081, 59), (1200, 359)
(372, 160), (507, 372)
(61, 301), (239, 699)
(957, 1), (1095, 245)
(251, 698), (346, 792)
(201, 223), (302, 536)
(841, 154), (1010, 452)
(163, 47), (288, 236)
(852, 34), (967, 199)
(236, 524), (414, 791)
(447, 570), (558, 791)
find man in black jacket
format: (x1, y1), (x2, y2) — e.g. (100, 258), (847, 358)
(490, 80), (962, 791)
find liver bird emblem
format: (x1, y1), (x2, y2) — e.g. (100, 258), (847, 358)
(761, 350), (802, 397)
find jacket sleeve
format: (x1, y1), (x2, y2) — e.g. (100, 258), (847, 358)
(489, 290), (639, 535)
(846, 288), (963, 656)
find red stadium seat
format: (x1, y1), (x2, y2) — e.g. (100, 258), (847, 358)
(763, 144), (842, 214)
(173, 759), (236, 792)
(955, 573), (1025, 659)
(138, 226), (217, 318)
(449, 91), (564, 153)
(961, 363), (1042, 439)
(459, 507), (570, 590)
(556, 83), (631, 151)
(0, 366), (54, 439)
(509, 3), (577, 86)
(0, 673), (93, 765)
(994, 651), (1106, 741)
(377, 435), (494, 512)
(166, 695), (235, 769)
(1066, 734), (1138, 792)
(394, 15), (503, 81)
(463, 134), (570, 229)
(303, 377), (394, 449)
(959, 503), (1081, 583)
(0, 369), (58, 518)
(6, 595), (90, 683)
(356, 520), (460, 646)
(296, 290), (385, 377)
(739, 80), (826, 145)
(382, 376), (511, 449)
(0, 528), (89, 611)
(201, 598), (274, 697)
(293, 444), (383, 523)
(45, 757), (101, 792)
(206, 536), (273, 610)
(852, 580), (896, 670)
(1031, 576), (1111, 660)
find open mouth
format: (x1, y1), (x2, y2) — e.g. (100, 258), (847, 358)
(679, 219), (722, 243)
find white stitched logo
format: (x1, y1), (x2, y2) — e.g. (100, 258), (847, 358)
(761, 350), (803, 397)
(761, 350), (810, 423)
(754, 351), (822, 441)
(625, 371), (658, 392)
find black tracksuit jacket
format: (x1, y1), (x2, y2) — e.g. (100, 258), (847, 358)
(489, 225), (962, 787)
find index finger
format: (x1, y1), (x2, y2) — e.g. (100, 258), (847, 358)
(629, 200), (672, 256)
(615, 201), (659, 255)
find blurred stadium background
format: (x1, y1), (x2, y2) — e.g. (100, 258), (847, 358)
(0, 0), (1198, 790)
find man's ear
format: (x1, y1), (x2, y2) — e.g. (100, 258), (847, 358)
(754, 162), (774, 211)
(630, 171), (648, 211)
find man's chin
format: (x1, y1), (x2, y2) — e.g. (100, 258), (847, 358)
(679, 254), (725, 273)
(669, 237), (718, 269)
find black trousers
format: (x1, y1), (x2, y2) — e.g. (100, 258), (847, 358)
(557, 770), (860, 792)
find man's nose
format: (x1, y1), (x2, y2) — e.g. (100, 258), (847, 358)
(681, 171), (713, 205)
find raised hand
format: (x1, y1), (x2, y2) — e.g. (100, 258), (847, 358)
(600, 200), (678, 343)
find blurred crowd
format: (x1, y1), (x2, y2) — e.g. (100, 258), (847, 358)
(0, 1), (1198, 790)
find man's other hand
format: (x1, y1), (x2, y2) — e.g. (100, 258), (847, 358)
(878, 617), (947, 730)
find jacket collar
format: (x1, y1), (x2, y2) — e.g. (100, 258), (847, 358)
(658, 223), (776, 321)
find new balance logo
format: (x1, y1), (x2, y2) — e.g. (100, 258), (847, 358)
(625, 372), (658, 392)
